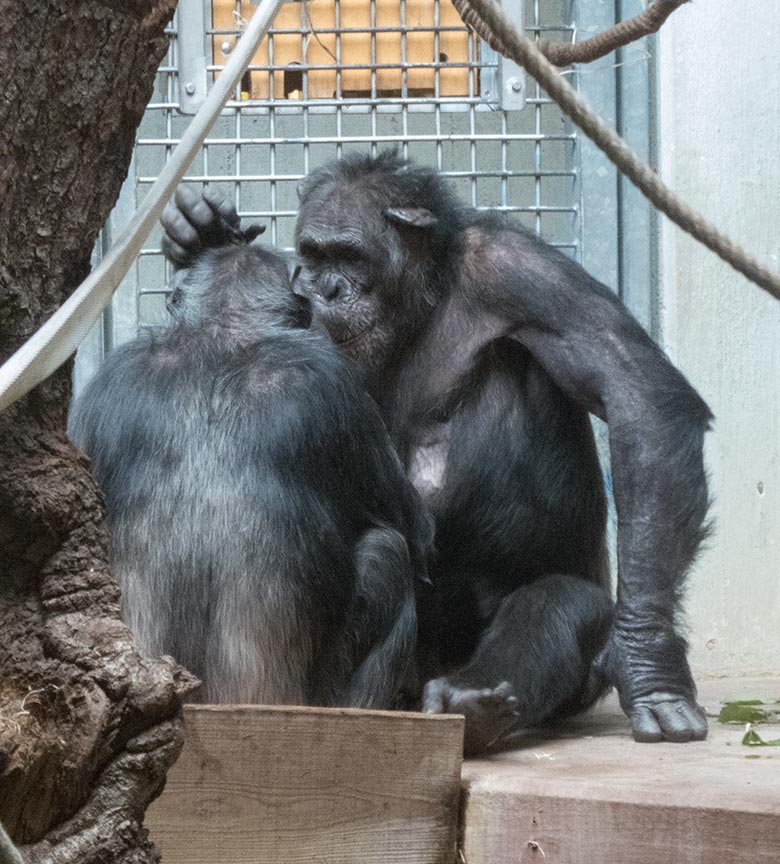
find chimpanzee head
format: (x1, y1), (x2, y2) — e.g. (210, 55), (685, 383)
(167, 243), (309, 341)
(294, 151), (462, 375)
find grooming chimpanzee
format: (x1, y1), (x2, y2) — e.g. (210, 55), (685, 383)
(162, 153), (712, 752)
(69, 221), (430, 709)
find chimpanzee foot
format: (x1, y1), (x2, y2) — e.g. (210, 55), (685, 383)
(422, 678), (520, 755)
(627, 692), (708, 743)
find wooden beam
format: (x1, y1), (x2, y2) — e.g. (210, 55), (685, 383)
(147, 704), (464, 864)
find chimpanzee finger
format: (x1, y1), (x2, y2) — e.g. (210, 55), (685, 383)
(484, 695), (521, 718)
(476, 683), (520, 718)
(476, 682), (511, 706)
(160, 235), (193, 267)
(174, 185), (222, 234)
(630, 705), (663, 742)
(242, 223), (267, 243)
(656, 700), (708, 742)
(161, 200), (200, 250)
(421, 678), (448, 713)
(651, 701), (697, 742)
(173, 185), (243, 249)
(202, 186), (240, 227)
(683, 703), (709, 740)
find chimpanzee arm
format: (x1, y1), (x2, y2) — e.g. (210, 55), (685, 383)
(340, 527), (418, 709)
(469, 224), (711, 743)
(281, 340), (429, 706)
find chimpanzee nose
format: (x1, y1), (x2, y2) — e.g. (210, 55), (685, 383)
(320, 273), (349, 302)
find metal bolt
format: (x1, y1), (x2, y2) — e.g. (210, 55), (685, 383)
(508, 78), (523, 93)
(221, 41), (233, 55)
(185, 82), (196, 95)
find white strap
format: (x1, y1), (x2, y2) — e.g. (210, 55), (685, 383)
(0, 0), (287, 414)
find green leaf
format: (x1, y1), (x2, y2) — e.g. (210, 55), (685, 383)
(741, 725), (780, 747)
(719, 703), (770, 724)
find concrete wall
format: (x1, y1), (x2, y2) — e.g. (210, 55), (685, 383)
(657, 3), (780, 676)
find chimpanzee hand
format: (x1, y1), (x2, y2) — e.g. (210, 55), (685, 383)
(161, 185), (265, 266)
(423, 678), (520, 756)
(595, 627), (708, 743)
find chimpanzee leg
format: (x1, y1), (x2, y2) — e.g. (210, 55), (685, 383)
(339, 527), (417, 709)
(423, 574), (613, 754)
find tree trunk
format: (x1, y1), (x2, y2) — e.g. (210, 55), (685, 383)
(0, 3), (197, 862)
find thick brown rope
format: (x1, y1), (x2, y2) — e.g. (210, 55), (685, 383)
(456, 0), (690, 66)
(453, 0), (780, 301)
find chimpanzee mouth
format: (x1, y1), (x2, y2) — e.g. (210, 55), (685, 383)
(333, 321), (377, 346)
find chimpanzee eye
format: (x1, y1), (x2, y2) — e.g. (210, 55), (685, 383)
(298, 240), (323, 261)
(298, 238), (365, 264)
(338, 247), (362, 263)
(328, 243), (367, 264)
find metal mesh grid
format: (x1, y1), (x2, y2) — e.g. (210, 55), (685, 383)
(116, 0), (578, 332)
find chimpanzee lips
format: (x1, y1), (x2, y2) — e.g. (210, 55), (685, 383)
(332, 321), (377, 346)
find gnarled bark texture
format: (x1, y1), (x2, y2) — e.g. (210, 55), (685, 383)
(0, 3), (197, 862)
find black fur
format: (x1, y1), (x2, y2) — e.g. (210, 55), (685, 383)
(70, 242), (430, 708)
(160, 155), (713, 749)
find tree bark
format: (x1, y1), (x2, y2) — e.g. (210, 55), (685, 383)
(0, 3), (197, 862)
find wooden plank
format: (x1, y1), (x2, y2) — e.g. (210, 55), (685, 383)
(212, 0), (472, 102)
(438, 1), (471, 97)
(147, 704), (464, 864)
(460, 677), (780, 864)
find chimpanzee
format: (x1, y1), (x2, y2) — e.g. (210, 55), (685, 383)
(69, 222), (430, 708)
(161, 153), (712, 752)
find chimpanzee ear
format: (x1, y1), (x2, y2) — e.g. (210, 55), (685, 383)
(297, 176), (314, 201)
(385, 207), (438, 229)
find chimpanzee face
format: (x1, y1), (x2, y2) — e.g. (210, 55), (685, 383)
(294, 175), (439, 376)
(293, 191), (392, 372)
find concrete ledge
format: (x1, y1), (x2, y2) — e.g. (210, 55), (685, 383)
(460, 677), (780, 864)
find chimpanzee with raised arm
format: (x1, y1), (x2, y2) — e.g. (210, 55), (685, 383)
(162, 153), (711, 753)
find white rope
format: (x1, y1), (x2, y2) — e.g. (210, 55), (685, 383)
(0, 823), (23, 864)
(0, 0), (287, 414)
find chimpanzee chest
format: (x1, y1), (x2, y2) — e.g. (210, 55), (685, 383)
(398, 302), (517, 505)
(402, 351), (516, 506)
(407, 420), (454, 502)
(400, 335), (482, 504)
(399, 338), (605, 576)
(404, 375), (516, 509)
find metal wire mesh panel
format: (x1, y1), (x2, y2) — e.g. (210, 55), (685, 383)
(79, 0), (579, 375)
